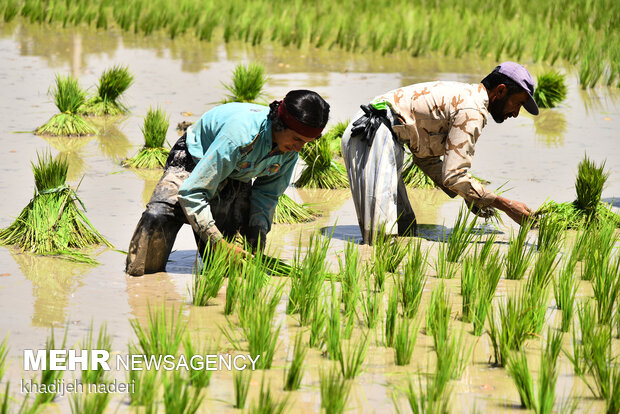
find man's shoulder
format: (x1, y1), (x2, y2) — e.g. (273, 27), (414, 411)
(204, 103), (269, 145)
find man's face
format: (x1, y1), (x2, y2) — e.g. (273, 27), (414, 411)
(272, 129), (316, 153)
(489, 88), (529, 124)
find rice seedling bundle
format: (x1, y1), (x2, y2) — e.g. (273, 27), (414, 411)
(36, 74), (98, 137)
(130, 304), (186, 357)
(402, 155), (436, 189)
(319, 366), (351, 414)
(123, 106), (170, 169)
(399, 239), (428, 318)
(393, 317), (420, 366)
(69, 390), (112, 414)
(283, 332), (307, 391)
(233, 369), (252, 409)
(163, 370), (203, 414)
(322, 120), (348, 157)
(273, 194), (320, 224)
(222, 62), (267, 103)
(81, 323), (112, 384)
(533, 71), (567, 109)
(296, 136), (349, 189)
(248, 378), (289, 414)
(0, 153), (112, 263)
(536, 213), (565, 254)
(80, 65), (134, 116)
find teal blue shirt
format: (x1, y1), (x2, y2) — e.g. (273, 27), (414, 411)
(179, 103), (298, 242)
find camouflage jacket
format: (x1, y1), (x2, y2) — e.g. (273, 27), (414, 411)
(374, 81), (497, 208)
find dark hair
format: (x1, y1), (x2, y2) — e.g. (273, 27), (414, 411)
(268, 89), (330, 132)
(481, 71), (524, 95)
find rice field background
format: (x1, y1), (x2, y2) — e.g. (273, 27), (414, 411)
(0, 11), (619, 414)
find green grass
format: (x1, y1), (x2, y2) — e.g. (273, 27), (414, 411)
(0, 152), (112, 262)
(296, 136), (349, 189)
(399, 239), (428, 318)
(273, 194), (320, 224)
(36, 73), (98, 136)
(222, 62), (268, 103)
(504, 218), (536, 280)
(81, 65), (134, 116)
(393, 317), (420, 366)
(81, 323), (112, 384)
(191, 241), (231, 306)
(130, 304), (186, 357)
(123, 106), (170, 169)
(320, 366), (351, 414)
(283, 332), (307, 391)
(534, 71), (567, 108)
(163, 370), (203, 414)
(69, 390), (112, 414)
(234, 369), (252, 409)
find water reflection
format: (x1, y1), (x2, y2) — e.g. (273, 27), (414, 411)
(130, 168), (163, 206)
(91, 118), (133, 161)
(533, 109), (567, 147)
(42, 136), (94, 182)
(9, 249), (89, 327)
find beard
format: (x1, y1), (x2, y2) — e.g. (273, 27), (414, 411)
(488, 94), (509, 123)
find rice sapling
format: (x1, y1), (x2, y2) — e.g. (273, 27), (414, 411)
(234, 369), (252, 409)
(446, 206), (479, 262)
(399, 239), (428, 318)
(130, 304), (186, 357)
(553, 257), (579, 333)
(434, 239), (458, 279)
(295, 135), (349, 189)
(338, 334), (369, 379)
(81, 65), (134, 116)
(338, 239), (361, 315)
(222, 62), (268, 103)
(471, 250), (502, 336)
(426, 283), (451, 352)
(325, 283), (342, 359)
(248, 378), (289, 414)
(0, 336), (7, 382)
(581, 219), (616, 281)
(591, 253), (620, 326)
(224, 259), (243, 315)
(163, 370), (203, 414)
(373, 226), (410, 274)
(506, 351), (535, 409)
(273, 194), (320, 224)
(81, 323), (112, 384)
(384, 286), (398, 347)
(436, 326), (473, 380)
(533, 71), (568, 108)
(402, 154), (436, 188)
(504, 218), (536, 280)
(460, 256), (478, 322)
(319, 365), (351, 414)
(183, 335), (214, 388)
(128, 366), (158, 406)
(322, 120), (349, 157)
(0, 152), (112, 263)
(69, 389), (112, 414)
(34, 327), (68, 405)
(309, 299), (327, 349)
(575, 155), (609, 222)
(362, 272), (382, 329)
(283, 332), (307, 391)
(536, 213), (565, 254)
(402, 364), (453, 414)
(123, 107), (170, 169)
(191, 241), (232, 306)
(36, 73), (98, 136)
(393, 317), (421, 366)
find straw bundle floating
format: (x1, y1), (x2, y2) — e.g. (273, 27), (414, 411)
(296, 136), (349, 189)
(0, 153), (112, 263)
(273, 194), (320, 224)
(36, 74), (98, 137)
(222, 62), (268, 103)
(80, 65), (134, 116)
(534, 71), (567, 109)
(123, 107), (170, 169)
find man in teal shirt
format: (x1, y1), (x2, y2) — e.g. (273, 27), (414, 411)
(126, 90), (330, 276)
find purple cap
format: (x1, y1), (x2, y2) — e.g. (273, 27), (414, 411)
(494, 61), (539, 115)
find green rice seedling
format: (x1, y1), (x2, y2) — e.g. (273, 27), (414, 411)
(440, 327), (474, 380)
(234, 368), (252, 409)
(130, 304), (186, 357)
(325, 284), (342, 359)
(123, 107), (170, 169)
(402, 155), (436, 188)
(34, 327), (68, 405)
(273, 194), (320, 224)
(319, 365), (351, 414)
(296, 136), (349, 189)
(338, 239), (361, 315)
(475, 233), (498, 267)
(0, 152), (112, 263)
(283, 332), (307, 391)
(591, 253), (620, 326)
(533, 71), (567, 108)
(69, 390), (112, 414)
(582, 219), (617, 280)
(128, 366), (158, 406)
(287, 231), (331, 325)
(384, 286), (398, 347)
(163, 370), (203, 414)
(399, 239), (428, 318)
(434, 240), (458, 279)
(36, 73), (98, 136)
(361, 272), (382, 329)
(81, 65), (134, 116)
(393, 317), (420, 366)
(3, 0), (20, 22)
(183, 335), (214, 388)
(191, 240), (231, 306)
(309, 299), (327, 349)
(322, 120), (348, 157)
(337, 334), (369, 379)
(536, 213), (565, 254)
(224, 259), (242, 315)
(248, 378), (289, 414)
(372, 255), (388, 292)
(527, 248), (558, 296)
(575, 155), (610, 222)
(222, 62), (267, 103)
(446, 206), (479, 262)
(1, 382), (9, 414)
(81, 323), (112, 384)
(0, 335), (7, 382)
(506, 351), (536, 409)
(401, 367), (452, 414)
(471, 251), (503, 336)
(553, 256), (579, 332)
(504, 218), (536, 280)
(373, 227), (410, 274)
(426, 283), (451, 352)
(460, 256), (477, 323)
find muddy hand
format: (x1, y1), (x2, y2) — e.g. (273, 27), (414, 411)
(491, 196), (532, 226)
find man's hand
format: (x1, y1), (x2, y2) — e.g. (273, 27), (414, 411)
(217, 238), (250, 260)
(491, 195), (533, 225)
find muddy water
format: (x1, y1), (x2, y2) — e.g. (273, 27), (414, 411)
(0, 20), (618, 413)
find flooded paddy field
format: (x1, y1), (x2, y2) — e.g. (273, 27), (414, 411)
(0, 20), (619, 414)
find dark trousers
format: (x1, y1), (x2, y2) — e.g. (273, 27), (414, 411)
(125, 135), (252, 276)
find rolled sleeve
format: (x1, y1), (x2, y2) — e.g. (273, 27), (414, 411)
(178, 137), (240, 243)
(249, 156), (297, 234)
(442, 109), (497, 208)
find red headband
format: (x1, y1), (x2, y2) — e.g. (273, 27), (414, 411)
(277, 100), (323, 138)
